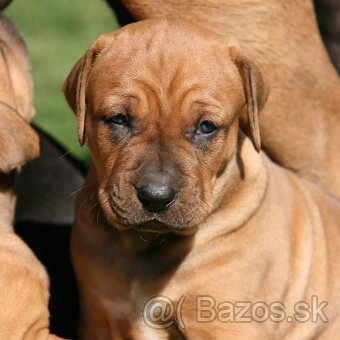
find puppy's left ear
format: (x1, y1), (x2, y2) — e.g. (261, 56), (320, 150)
(63, 32), (115, 146)
(229, 45), (268, 152)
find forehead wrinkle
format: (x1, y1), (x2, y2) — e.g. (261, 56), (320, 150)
(132, 77), (165, 117)
(170, 85), (224, 117)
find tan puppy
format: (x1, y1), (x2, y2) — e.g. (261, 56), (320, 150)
(0, 14), (61, 339)
(64, 19), (340, 339)
(113, 0), (340, 198)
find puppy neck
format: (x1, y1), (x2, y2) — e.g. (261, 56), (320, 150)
(195, 136), (269, 243)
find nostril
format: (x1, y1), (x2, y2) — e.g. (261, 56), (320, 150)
(137, 184), (177, 212)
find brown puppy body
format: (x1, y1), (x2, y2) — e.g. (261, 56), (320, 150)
(64, 20), (340, 339)
(114, 0), (340, 197)
(0, 15), (61, 339)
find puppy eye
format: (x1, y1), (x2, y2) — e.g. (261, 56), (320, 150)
(103, 113), (130, 126)
(197, 120), (218, 135)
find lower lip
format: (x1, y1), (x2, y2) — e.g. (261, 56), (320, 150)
(140, 220), (168, 230)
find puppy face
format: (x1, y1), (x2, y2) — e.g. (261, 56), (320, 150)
(64, 19), (266, 233)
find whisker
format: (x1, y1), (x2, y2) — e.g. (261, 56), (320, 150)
(70, 184), (94, 196)
(59, 150), (72, 159)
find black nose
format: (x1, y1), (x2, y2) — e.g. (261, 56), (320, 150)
(137, 184), (177, 212)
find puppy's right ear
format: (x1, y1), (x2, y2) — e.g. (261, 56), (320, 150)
(63, 32), (115, 146)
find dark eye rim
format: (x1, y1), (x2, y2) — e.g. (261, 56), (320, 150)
(197, 119), (219, 135)
(102, 113), (130, 127)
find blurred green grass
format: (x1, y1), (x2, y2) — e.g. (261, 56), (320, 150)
(6, 0), (119, 165)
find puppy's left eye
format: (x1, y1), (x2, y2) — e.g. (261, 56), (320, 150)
(103, 113), (130, 126)
(197, 120), (218, 135)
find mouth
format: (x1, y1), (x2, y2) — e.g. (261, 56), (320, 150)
(114, 213), (197, 235)
(133, 219), (199, 237)
(104, 192), (201, 234)
(135, 219), (173, 233)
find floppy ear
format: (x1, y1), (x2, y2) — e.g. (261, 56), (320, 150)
(229, 45), (268, 152)
(63, 32), (116, 146)
(0, 106), (39, 173)
(0, 42), (39, 173)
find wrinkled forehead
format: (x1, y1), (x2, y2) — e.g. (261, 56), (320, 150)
(88, 24), (243, 109)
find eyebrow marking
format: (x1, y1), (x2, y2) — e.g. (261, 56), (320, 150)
(97, 94), (136, 114)
(132, 78), (164, 113)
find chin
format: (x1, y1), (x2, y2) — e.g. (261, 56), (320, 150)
(134, 220), (199, 236)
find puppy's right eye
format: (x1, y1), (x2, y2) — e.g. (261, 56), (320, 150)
(103, 113), (130, 127)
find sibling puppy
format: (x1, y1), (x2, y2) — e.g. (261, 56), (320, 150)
(0, 14), (61, 339)
(110, 0), (340, 198)
(64, 19), (340, 339)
